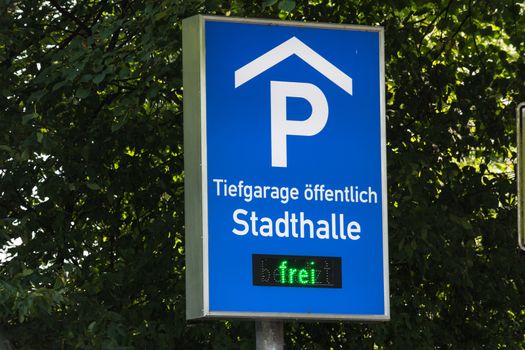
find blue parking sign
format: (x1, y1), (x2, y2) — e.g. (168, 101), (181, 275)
(183, 16), (389, 320)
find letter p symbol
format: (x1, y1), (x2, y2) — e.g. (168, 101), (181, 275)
(270, 81), (328, 167)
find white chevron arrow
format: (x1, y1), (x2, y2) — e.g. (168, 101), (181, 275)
(235, 36), (352, 96)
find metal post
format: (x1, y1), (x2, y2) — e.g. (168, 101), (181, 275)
(517, 102), (525, 251)
(256, 320), (284, 350)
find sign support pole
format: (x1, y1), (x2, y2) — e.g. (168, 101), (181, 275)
(255, 320), (284, 350)
(517, 102), (525, 251)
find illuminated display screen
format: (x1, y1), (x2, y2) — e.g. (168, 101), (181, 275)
(252, 254), (342, 288)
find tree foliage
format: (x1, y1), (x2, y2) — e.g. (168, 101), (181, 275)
(0, 0), (524, 348)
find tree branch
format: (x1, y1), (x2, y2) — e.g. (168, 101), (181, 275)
(48, 0), (92, 36)
(432, 6), (472, 63)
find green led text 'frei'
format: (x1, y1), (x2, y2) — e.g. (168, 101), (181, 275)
(278, 260), (316, 285)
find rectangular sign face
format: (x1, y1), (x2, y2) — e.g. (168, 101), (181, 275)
(183, 15), (389, 320)
(252, 254), (342, 288)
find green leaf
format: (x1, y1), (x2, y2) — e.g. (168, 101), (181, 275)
(93, 72), (106, 84)
(76, 87), (90, 99)
(86, 183), (101, 190)
(0, 145), (12, 152)
(263, 0), (279, 6)
(278, 0), (296, 11)
(21, 113), (37, 125)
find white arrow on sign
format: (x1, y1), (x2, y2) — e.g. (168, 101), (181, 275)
(234, 36), (353, 95)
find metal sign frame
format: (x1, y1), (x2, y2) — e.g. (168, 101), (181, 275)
(183, 15), (389, 320)
(517, 102), (525, 251)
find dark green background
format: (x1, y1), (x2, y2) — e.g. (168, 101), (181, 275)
(0, 0), (524, 348)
